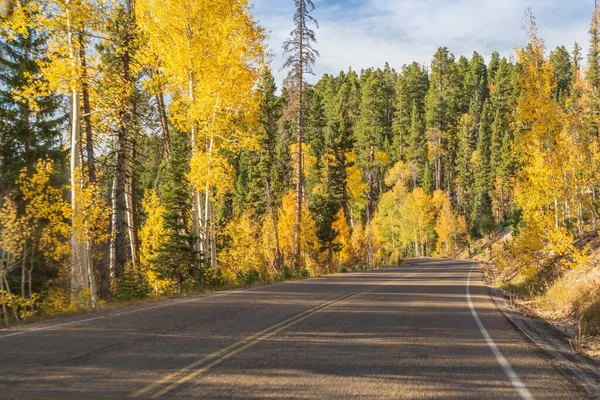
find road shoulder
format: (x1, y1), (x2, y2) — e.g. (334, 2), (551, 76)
(485, 271), (600, 399)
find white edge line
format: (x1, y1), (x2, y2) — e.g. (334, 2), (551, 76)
(467, 263), (535, 400)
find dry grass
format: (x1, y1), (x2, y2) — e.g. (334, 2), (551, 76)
(476, 230), (600, 359)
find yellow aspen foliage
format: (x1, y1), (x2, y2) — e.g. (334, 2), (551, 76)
(351, 222), (368, 267)
(399, 188), (435, 257)
(346, 151), (367, 220)
(0, 290), (40, 321)
(0, 197), (28, 259)
(221, 212), (265, 280)
(0, 0), (40, 40)
(139, 190), (173, 295)
(139, 190), (166, 268)
(278, 190), (318, 273)
(7, 0), (99, 101)
(512, 20), (579, 272)
(260, 212), (280, 276)
(72, 168), (110, 246)
(331, 209), (354, 267)
(136, 0), (265, 147)
(290, 143), (317, 185)
(374, 150), (391, 168)
(434, 193), (469, 257)
(19, 160), (71, 262)
(189, 150), (235, 201)
(373, 162), (410, 265)
(431, 189), (448, 212)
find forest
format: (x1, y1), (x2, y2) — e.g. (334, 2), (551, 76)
(0, 0), (599, 326)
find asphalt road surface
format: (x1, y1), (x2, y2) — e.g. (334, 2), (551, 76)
(0, 259), (588, 399)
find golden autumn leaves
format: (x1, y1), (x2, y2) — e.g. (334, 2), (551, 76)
(494, 18), (600, 281)
(373, 160), (468, 264)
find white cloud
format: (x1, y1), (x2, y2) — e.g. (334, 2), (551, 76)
(253, 0), (593, 87)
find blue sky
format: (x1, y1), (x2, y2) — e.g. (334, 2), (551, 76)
(253, 0), (594, 86)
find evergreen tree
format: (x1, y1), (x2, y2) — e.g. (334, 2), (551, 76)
(330, 76), (358, 222)
(356, 69), (388, 223)
(487, 51), (501, 86)
(549, 45), (573, 104)
(464, 52), (489, 122)
(407, 101), (427, 187)
(472, 100), (494, 234)
(282, 0), (319, 269)
(272, 87), (295, 205)
(392, 62), (428, 161)
(154, 130), (197, 292)
(0, 19), (64, 191)
(588, 1), (600, 92)
(455, 113), (476, 217)
(573, 42), (583, 77)
(422, 161), (434, 195)
(309, 191), (340, 272)
(425, 47), (462, 192)
(381, 62), (397, 155)
(305, 87), (327, 191)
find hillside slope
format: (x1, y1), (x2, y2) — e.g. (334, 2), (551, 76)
(462, 229), (600, 359)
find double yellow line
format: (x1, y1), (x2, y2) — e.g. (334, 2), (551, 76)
(130, 285), (376, 398)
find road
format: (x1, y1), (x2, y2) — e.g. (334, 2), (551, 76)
(0, 259), (587, 399)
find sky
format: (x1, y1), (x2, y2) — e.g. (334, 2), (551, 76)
(252, 0), (594, 87)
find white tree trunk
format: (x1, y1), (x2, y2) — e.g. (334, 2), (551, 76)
(67, 2), (94, 307)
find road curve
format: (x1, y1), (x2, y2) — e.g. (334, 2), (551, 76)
(0, 259), (586, 399)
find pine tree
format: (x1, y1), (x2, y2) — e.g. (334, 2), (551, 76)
(330, 76), (358, 222)
(305, 87), (327, 192)
(283, 0), (319, 269)
(356, 69), (388, 223)
(454, 113), (476, 217)
(588, 0), (600, 92)
(425, 47), (461, 192)
(488, 51), (501, 86)
(422, 161), (434, 195)
(393, 62), (428, 161)
(472, 100), (494, 234)
(309, 191), (340, 272)
(549, 45), (573, 105)
(588, 2), (600, 142)
(464, 52), (488, 122)
(0, 20), (64, 190)
(99, 0), (142, 280)
(407, 101), (427, 187)
(381, 62), (397, 155)
(154, 130), (197, 293)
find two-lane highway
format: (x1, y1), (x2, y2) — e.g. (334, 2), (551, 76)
(0, 259), (585, 399)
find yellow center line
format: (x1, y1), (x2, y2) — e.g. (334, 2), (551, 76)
(130, 285), (377, 398)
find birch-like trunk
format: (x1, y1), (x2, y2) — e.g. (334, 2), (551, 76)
(157, 92), (171, 160)
(189, 74), (204, 262)
(109, 178), (117, 280)
(67, 3), (92, 307)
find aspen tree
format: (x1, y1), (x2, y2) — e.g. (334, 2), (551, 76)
(137, 0), (265, 268)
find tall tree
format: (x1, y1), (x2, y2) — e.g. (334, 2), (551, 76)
(588, 1), (600, 140)
(549, 45), (573, 105)
(393, 62), (428, 161)
(0, 8), (64, 191)
(425, 47), (461, 192)
(138, 0), (265, 269)
(472, 100), (494, 233)
(282, 0), (319, 269)
(99, 0), (141, 284)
